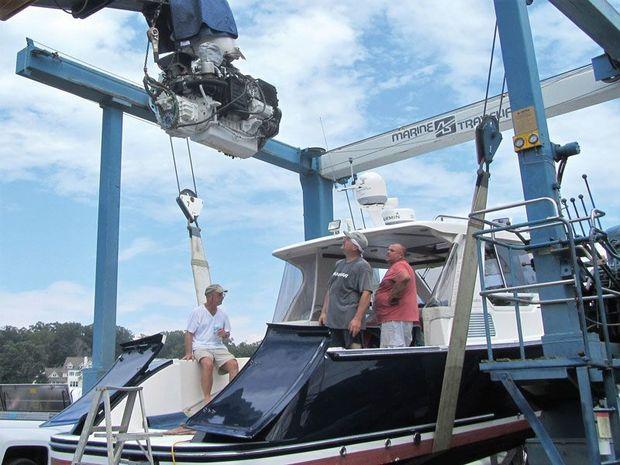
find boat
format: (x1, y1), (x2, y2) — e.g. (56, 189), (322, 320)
(46, 212), (552, 465)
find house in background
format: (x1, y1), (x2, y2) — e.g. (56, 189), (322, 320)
(42, 356), (92, 400)
(43, 367), (67, 386)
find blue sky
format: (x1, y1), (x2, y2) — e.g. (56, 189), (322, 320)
(1, 0), (619, 344)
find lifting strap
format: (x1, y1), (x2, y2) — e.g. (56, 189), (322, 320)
(169, 137), (212, 304)
(432, 165), (489, 452)
(189, 224), (212, 305)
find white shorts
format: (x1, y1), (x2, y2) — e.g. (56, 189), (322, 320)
(380, 321), (414, 348)
(193, 347), (235, 369)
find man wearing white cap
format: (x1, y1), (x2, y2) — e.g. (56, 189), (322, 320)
(319, 230), (373, 348)
(183, 284), (239, 403)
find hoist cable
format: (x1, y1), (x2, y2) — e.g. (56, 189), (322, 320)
(186, 138), (199, 196)
(169, 136), (182, 195)
(482, 21), (499, 117)
(498, 74), (507, 120)
(143, 40), (150, 73)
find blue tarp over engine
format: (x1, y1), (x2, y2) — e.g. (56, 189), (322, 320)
(170, 0), (238, 40)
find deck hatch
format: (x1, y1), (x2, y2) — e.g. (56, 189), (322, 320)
(186, 323), (329, 439)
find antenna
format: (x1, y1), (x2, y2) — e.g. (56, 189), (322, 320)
(570, 197), (586, 236)
(578, 194), (589, 221)
(561, 198), (578, 236)
(344, 158), (357, 230)
(319, 117), (329, 151)
(582, 174), (603, 229)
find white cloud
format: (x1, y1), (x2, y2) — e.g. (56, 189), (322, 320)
(237, 4), (372, 147)
(116, 284), (270, 343)
(0, 282), (93, 327)
(382, 1), (497, 103)
(118, 237), (159, 262)
(0, 279), (275, 342)
(117, 281), (193, 314)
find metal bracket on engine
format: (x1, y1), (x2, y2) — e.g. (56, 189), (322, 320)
(147, 27), (160, 63)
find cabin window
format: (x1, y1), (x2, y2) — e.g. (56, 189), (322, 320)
(426, 244), (459, 307)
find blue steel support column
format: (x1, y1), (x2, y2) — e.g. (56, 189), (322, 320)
(494, 0), (583, 358)
(300, 148), (333, 240)
(83, 106), (123, 390)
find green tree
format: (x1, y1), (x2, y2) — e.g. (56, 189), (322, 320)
(159, 330), (186, 359)
(226, 340), (262, 358)
(0, 323), (262, 384)
(0, 323), (134, 383)
(115, 326), (135, 356)
(0, 336), (47, 383)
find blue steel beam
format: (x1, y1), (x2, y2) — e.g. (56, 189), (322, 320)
(82, 106), (123, 391)
(16, 38), (154, 121)
(549, 0), (620, 63)
(494, 1), (605, 461)
(257, 139), (308, 174)
(499, 373), (565, 465)
(299, 148), (334, 240)
(15, 38), (312, 175)
(494, 0), (583, 359)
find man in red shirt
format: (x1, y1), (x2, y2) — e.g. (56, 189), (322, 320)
(374, 243), (421, 347)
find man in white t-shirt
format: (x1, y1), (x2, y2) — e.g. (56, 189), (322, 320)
(183, 284), (239, 403)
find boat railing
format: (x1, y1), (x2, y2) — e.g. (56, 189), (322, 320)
(467, 196), (620, 465)
(434, 214), (469, 222)
(469, 196), (617, 364)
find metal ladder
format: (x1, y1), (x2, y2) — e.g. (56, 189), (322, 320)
(72, 386), (161, 465)
(472, 198), (620, 465)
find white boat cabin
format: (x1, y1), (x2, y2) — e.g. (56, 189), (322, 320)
(272, 219), (544, 347)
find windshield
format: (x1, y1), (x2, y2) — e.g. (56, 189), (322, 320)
(273, 259), (315, 323)
(426, 244), (458, 307)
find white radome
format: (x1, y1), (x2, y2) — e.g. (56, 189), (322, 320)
(355, 171), (388, 205)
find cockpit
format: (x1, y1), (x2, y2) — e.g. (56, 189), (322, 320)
(271, 220), (544, 347)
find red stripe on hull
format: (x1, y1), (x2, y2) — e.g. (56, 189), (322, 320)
(293, 418), (530, 465)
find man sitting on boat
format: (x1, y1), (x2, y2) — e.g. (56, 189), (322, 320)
(183, 283), (239, 403)
(374, 243), (421, 347)
(318, 230), (373, 349)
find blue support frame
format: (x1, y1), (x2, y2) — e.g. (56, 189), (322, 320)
(300, 148), (334, 240)
(16, 39), (334, 382)
(82, 106), (123, 390)
(15, 39), (313, 175)
(549, 0), (620, 62)
(494, 0), (583, 358)
(490, 2), (620, 463)
(499, 373), (565, 465)
(592, 53), (620, 82)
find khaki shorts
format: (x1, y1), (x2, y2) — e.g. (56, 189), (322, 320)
(193, 347), (235, 369)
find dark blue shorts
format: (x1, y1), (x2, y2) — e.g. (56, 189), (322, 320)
(329, 328), (363, 349)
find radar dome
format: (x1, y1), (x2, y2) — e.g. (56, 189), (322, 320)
(355, 172), (388, 206)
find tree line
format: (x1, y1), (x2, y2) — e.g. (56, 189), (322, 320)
(0, 322), (261, 384)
